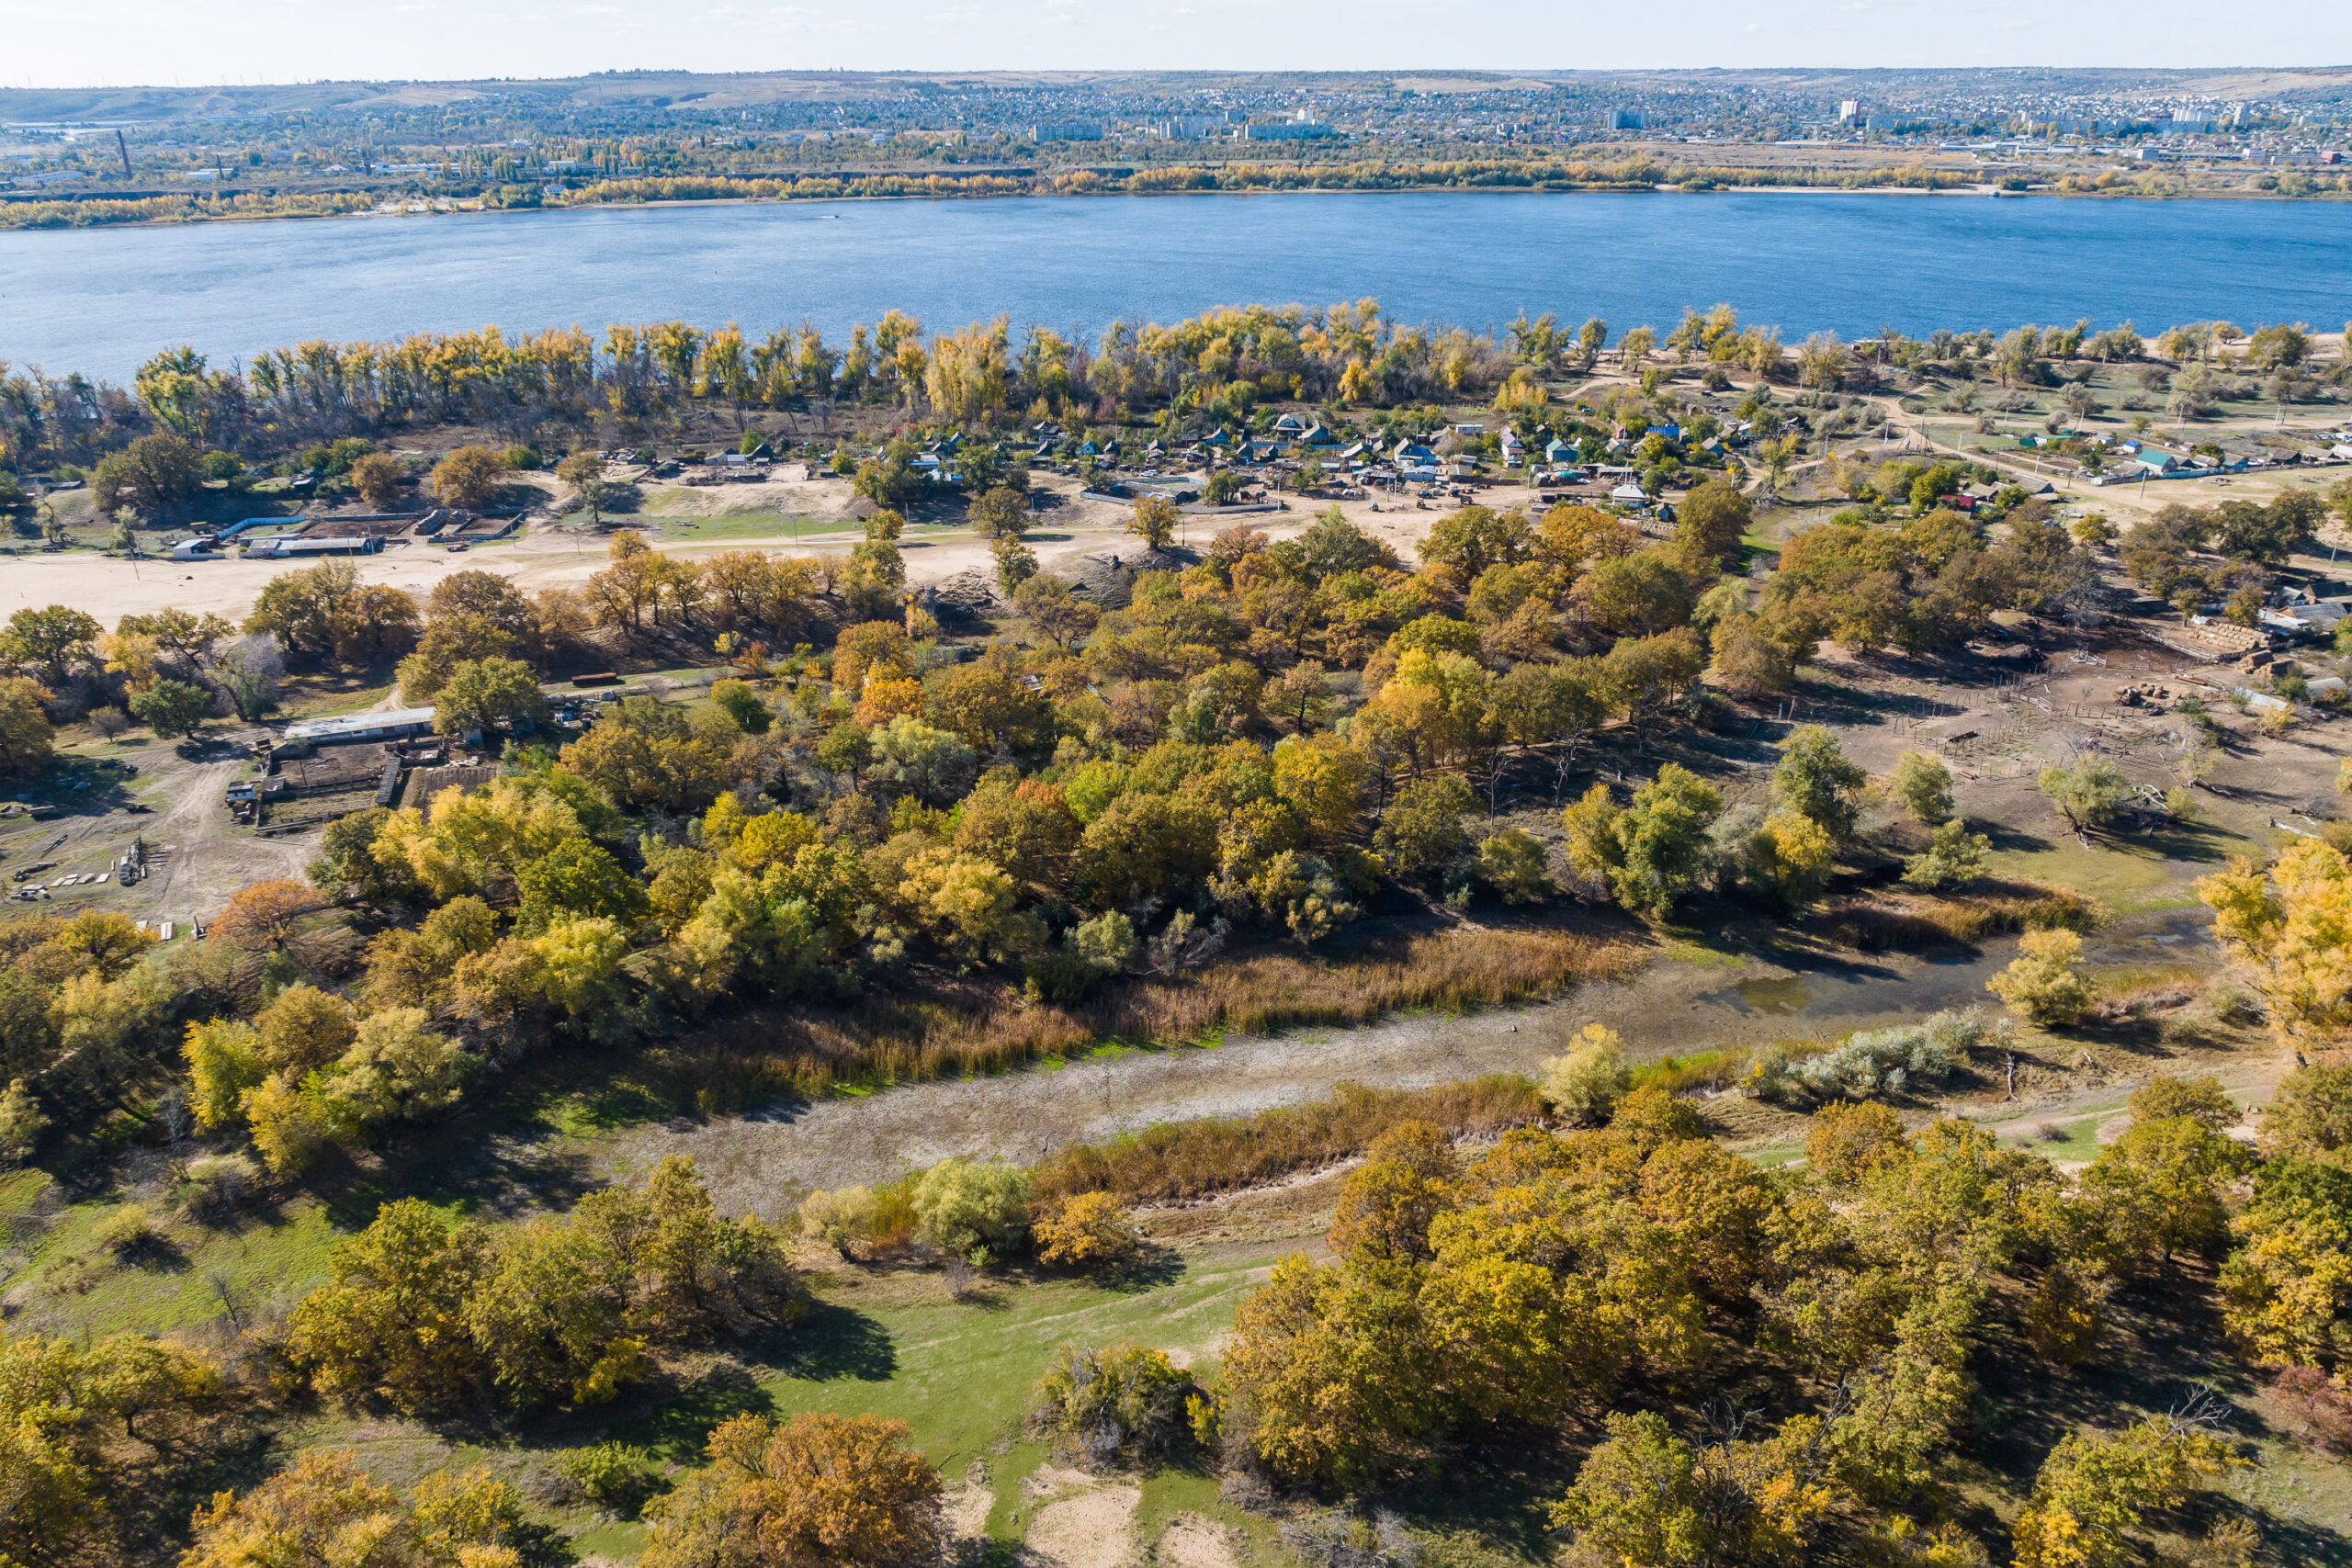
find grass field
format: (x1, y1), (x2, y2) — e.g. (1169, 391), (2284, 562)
(269, 1241), (1305, 1565)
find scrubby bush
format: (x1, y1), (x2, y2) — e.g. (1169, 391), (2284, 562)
(797, 1185), (881, 1258)
(1748, 1010), (1996, 1106)
(556, 1441), (661, 1517)
(1902, 818), (1991, 891)
(911, 1158), (1032, 1263)
(1032, 1190), (1144, 1270)
(1988, 929), (2097, 1025)
(1474, 829), (1551, 903)
(1031, 1338), (1198, 1466)
(92, 1201), (159, 1257)
(170, 1153), (258, 1221)
(1538, 1023), (1631, 1125)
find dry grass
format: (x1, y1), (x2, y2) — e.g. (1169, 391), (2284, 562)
(652, 929), (1636, 1115)
(1030, 1075), (1544, 1205)
(1828, 882), (2107, 952)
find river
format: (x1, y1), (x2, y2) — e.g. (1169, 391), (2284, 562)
(5, 189), (2352, 382)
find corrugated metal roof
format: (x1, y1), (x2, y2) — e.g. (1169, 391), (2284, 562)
(283, 705), (437, 741)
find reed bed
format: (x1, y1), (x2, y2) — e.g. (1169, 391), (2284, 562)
(1829, 883), (2106, 952)
(651, 928), (1636, 1117)
(1030, 1076), (1544, 1205)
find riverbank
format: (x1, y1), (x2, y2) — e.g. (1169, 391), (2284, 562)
(7, 169), (2350, 238)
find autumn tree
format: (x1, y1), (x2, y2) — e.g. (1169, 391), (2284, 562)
(1129, 494), (1181, 552)
(183, 1450), (527, 1568)
(2199, 843), (2352, 1053)
(430, 445), (505, 510)
(0, 677), (53, 781)
(210, 878), (326, 952)
(349, 451), (404, 508)
(640, 1412), (944, 1568)
(2012, 1412), (2235, 1568)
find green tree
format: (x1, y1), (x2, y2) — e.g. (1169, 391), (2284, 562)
(1988, 928), (2096, 1025)
(556, 451), (608, 524)
(90, 433), (202, 519)
(2040, 757), (2132, 830)
(517, 840), (645, 932)
(0, 605), (100, 686)
(432, 656), (550, 739)
(1901, 818), (1991, 891)
(1374, 773), (1476, 880)
(709, 678), (771, 734)
(129, 677), (212, 739)
(910, 1158), (1032, 1263)
(1419, 504), (1534, 583)
(285, 1198), (491, 1413)
(852, 439), (927, 508)
(1565, 763), (1724, 921)
(1890, 750), (1955, 824)
(1773, 725), (1866, 841)
(969, 483), (1032, 540)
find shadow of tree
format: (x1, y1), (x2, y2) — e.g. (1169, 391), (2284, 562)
(760, 1298), (899, 1384)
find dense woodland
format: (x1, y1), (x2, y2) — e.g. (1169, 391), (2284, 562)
(3, 309), (2352, 1566)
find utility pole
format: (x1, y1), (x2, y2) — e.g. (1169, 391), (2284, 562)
(116, 129), (132, 181)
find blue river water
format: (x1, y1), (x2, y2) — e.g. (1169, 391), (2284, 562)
(2, 189), (2349, 383)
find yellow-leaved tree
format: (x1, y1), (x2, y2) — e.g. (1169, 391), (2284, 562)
(2199, 841), (2352, 1054)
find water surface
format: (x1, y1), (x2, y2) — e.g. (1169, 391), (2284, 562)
(5, 190), (2350, 381)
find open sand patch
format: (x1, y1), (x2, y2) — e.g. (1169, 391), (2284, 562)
(942, 1479), (994, 1542)
(1021, 1465), (1142, 1568)
(1155, 1513), (1241, 1568)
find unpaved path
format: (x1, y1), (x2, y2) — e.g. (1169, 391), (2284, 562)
(594, 916), (2222, 1220)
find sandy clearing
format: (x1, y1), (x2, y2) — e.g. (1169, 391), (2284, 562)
(1155, 1515), (1241, 1568)
(1023, 1467), (1142, 1568)
(942, 1478), (993, 1545)
(3, 465), (1476, 628)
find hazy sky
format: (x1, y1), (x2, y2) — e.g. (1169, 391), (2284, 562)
(3, 0), (2347, 89)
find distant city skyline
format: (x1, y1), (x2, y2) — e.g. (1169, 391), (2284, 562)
(4, 0), (2350, 93)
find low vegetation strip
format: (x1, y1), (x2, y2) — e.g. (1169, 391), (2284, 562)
(1030, 1075), (1544, 1205)
(653, 928), (1636, 1113)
